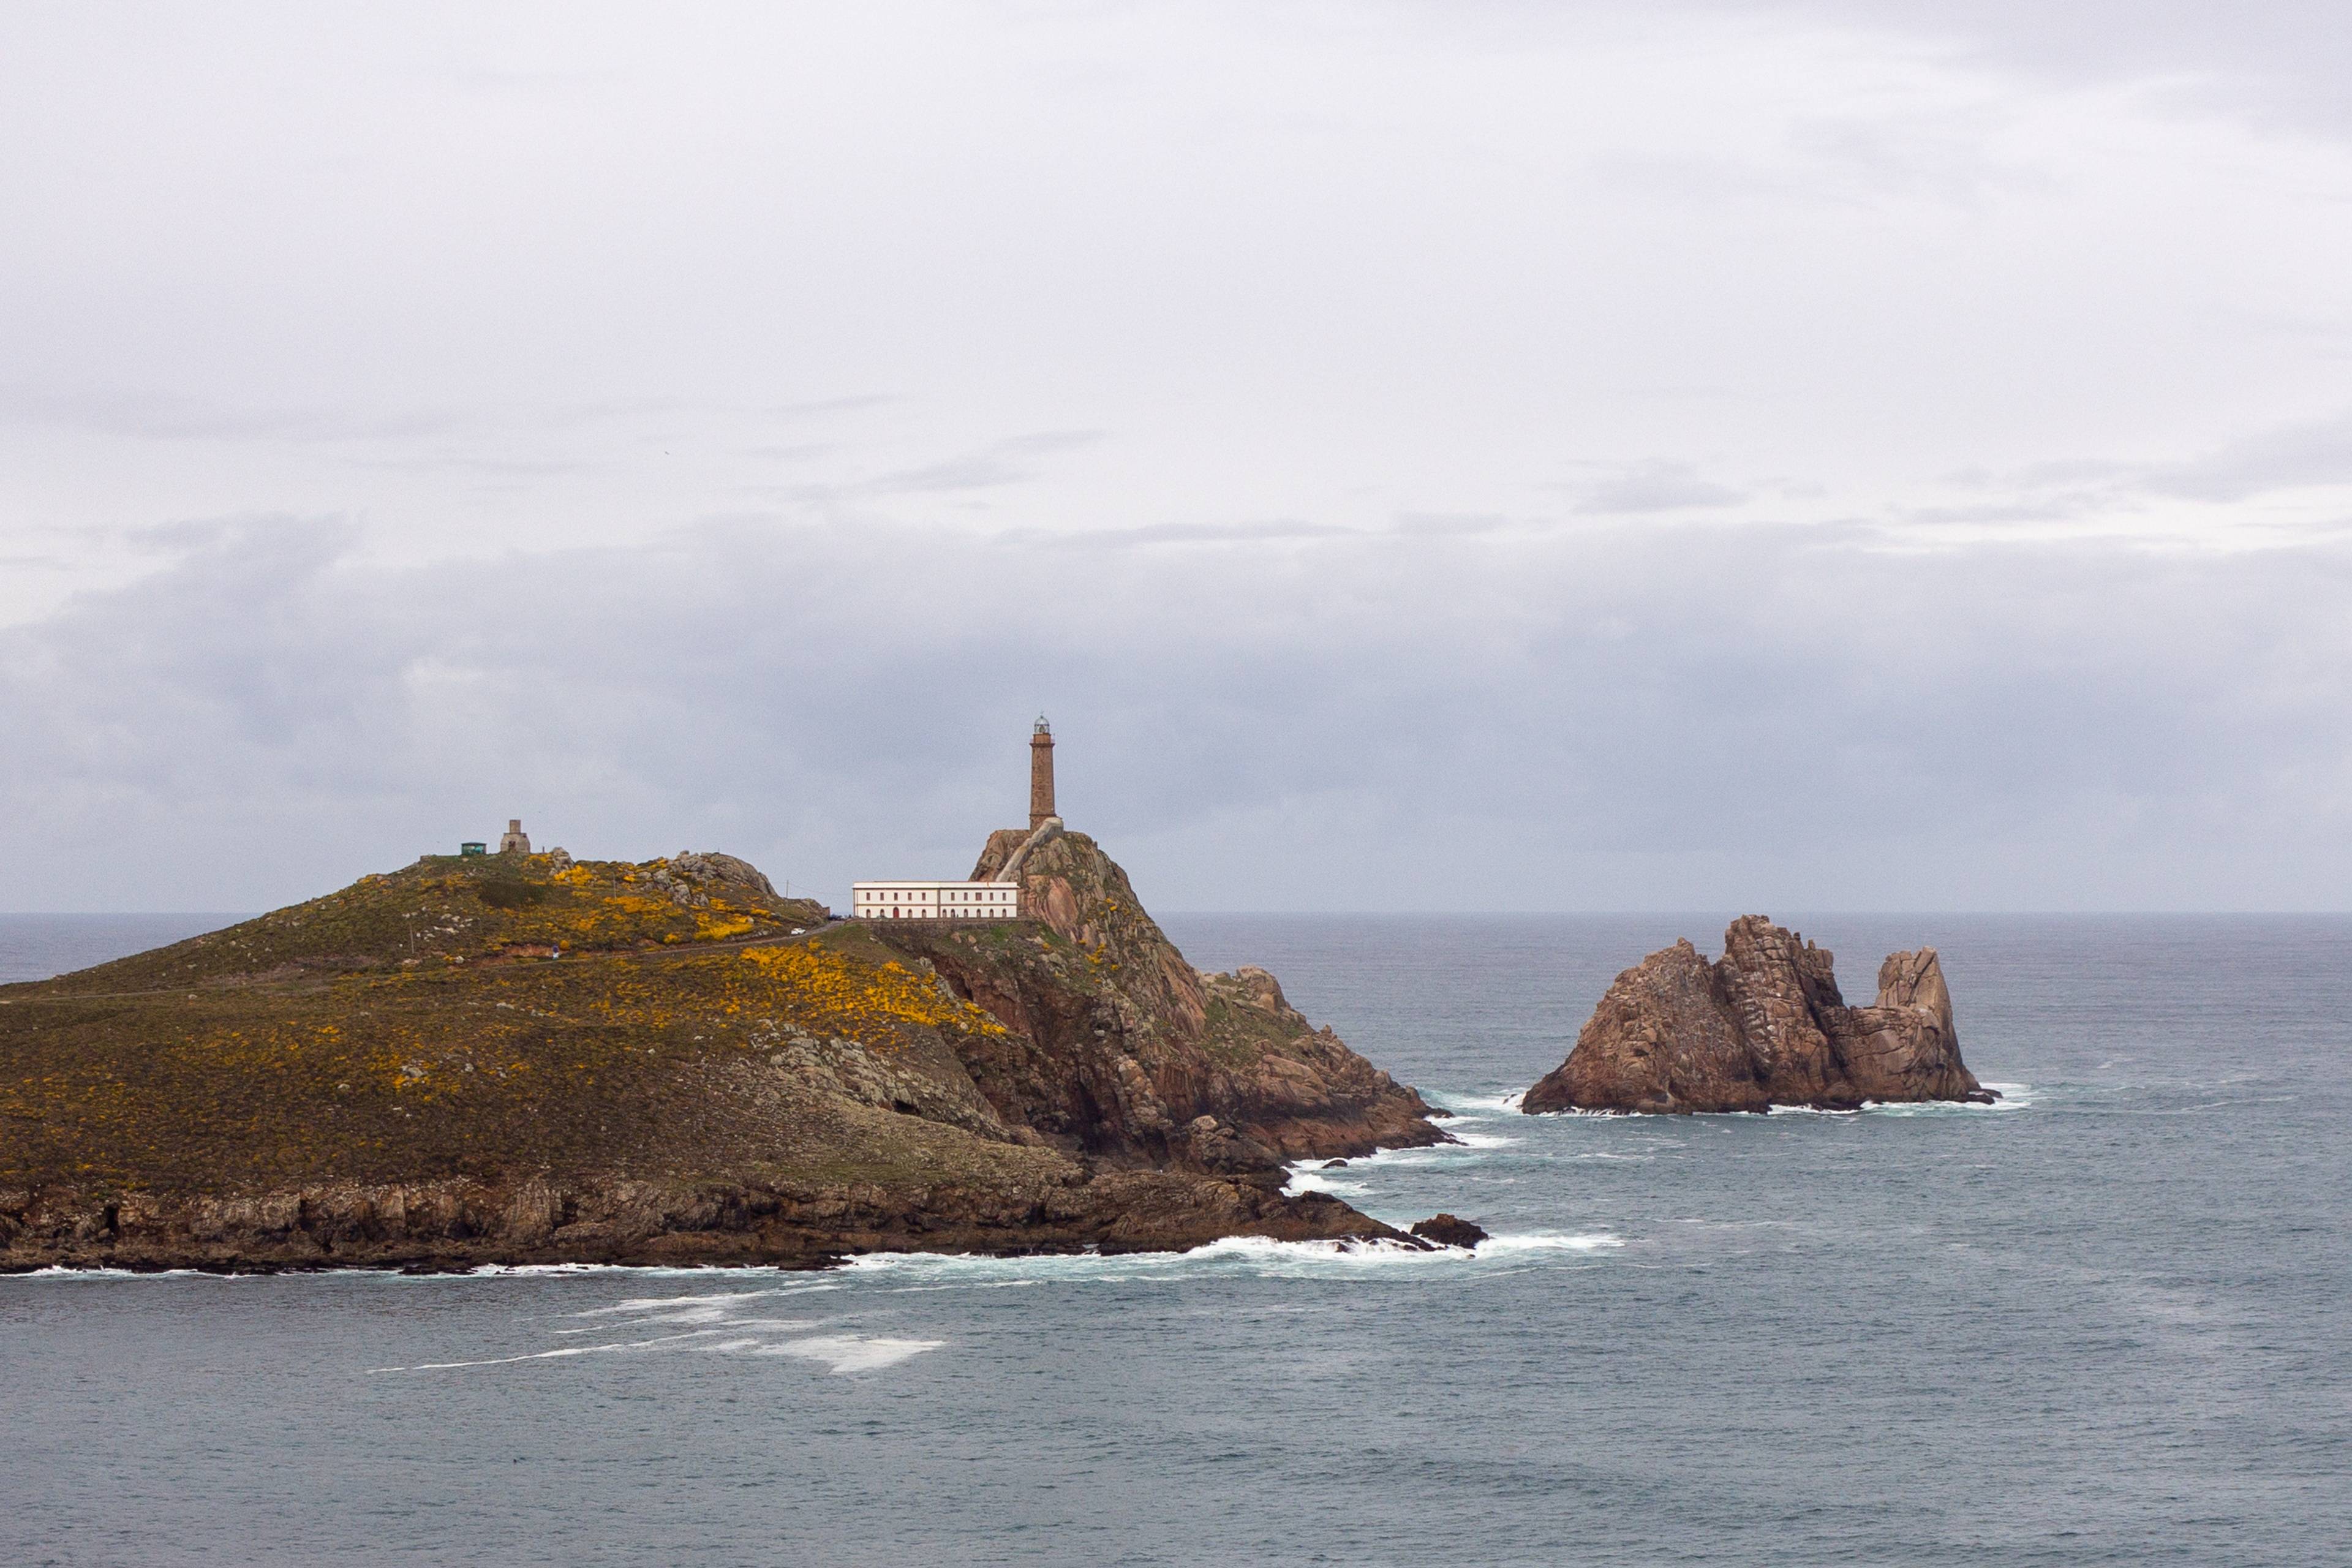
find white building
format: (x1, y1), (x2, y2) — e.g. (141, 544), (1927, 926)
(852, 881), (1022, 921)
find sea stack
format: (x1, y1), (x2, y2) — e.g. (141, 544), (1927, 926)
(1523, 916), (1994, 1114)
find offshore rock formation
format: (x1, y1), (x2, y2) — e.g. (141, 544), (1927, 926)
(1, 834), (1446, 1272)
(1522, 916), (1993, 1115)
(1409, 1213), (1490, 1250)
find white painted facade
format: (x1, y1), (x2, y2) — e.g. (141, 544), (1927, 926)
(852, 881), (1022, 921)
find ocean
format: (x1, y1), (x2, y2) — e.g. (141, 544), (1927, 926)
(4, 911), (2348, 1566)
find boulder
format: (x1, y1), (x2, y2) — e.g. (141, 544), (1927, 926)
(1409, 1213), (1490, 1249)
(1524, 918), (1991, 1115)
(669, 851), (776, 897)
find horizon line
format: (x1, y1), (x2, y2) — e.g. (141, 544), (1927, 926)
(6, 907), (2351, 920)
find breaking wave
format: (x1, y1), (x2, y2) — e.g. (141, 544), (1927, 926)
(837, 1231), (1624, 1284)
(1423, 1088), (1527, 1115)
(1766, 1081), (2036, 1115)
(1283, 1167), (1371, 1196)
(1475, 1232), (1626, 1256)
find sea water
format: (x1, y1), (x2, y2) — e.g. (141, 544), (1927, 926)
(4, 913), (2348, 1566)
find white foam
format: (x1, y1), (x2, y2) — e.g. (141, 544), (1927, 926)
(840, 1237), (1391, 1283)
(447, 1264), (845, 1282)
(1281, 1168), (1370, 1197)
(6, 1264), (847, 1285)
(567, 1289), (825, 1317)
(840, 1231), (1630, 1283)
(756, 1334), (944, 1373)
(837, 1250), (1148, 1285)
(880, 1278), (1045, 1294)
(552, 1312), (815, 1335)
(1831, 1082), (2035, 1115)
(1474, 1232), (1625, 1256)
(458, 1262), (620, 1276)
(1671, 1082), (2038, 1118)
(1184, 1234), (1449, 1267)
(1174, 1232), (1627, 1268)
(368, 1327), (741, 1371)
(1344, 1134), (1518, 1169)
(10, 1266), (233, 1280)
(1423, 1088), (1526, 1115)
(368, 1321), (940, 1375)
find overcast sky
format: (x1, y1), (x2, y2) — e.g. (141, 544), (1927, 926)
(4, 2), (2350, 913)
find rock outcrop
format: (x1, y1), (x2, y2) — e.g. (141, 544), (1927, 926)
(2, 833), (1447, 1272)
(1522, 917), (1993, 1114)
(885, 828), (1450, 1167)
(1409, 1213), (1490, 1250)
(663, 851), (777, 900)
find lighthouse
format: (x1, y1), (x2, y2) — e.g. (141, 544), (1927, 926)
(1030, 716), (1056, 828)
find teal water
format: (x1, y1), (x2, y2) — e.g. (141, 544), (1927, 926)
(5, 913), (2349, 1566)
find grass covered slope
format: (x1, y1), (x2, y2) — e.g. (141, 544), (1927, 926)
(1, 842), (1429, 1270)
(40, 848), (830, 994)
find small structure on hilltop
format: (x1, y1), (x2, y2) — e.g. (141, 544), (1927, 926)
(459, 842), (487, 858)
(499, 819), (532, 855)
(853, 718), (1062, 922)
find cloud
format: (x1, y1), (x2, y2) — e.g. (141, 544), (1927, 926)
(1670, 1), (2352, 139)
(4, 2), (2351, 914)
(1043, 519), (1361, 549)
(1564, 462), (1750, 516)
(4, 515), (2348, 913)
(0, 385), (471, 446)
(858, 431), (1107, 496)
(2148, 412), (2352, 503)
(1926, 410), (2352, 530)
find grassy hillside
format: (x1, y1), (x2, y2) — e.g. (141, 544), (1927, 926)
(38, 850), (831, 995)
(0, 852), (1005, 1196)
(0, 837), (1436, 1268)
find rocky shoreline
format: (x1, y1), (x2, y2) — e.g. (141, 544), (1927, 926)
(0, 1168), (1405, 1274)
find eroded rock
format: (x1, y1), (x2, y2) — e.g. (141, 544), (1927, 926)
(1523, 917), (1992, 1115)
(1521, 938), (1762, 1114)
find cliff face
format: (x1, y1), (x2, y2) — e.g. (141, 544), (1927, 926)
(1522, 916), (1992, 1114)
(1, 835), (1444, 1272)
(880, 829), (1446, 1172)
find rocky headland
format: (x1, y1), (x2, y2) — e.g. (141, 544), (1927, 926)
(1523, 916), (1994, 1115)
(0, 833), (1449, 1272)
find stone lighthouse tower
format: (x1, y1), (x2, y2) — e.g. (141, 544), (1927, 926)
(1029, 716), (1057, 828)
